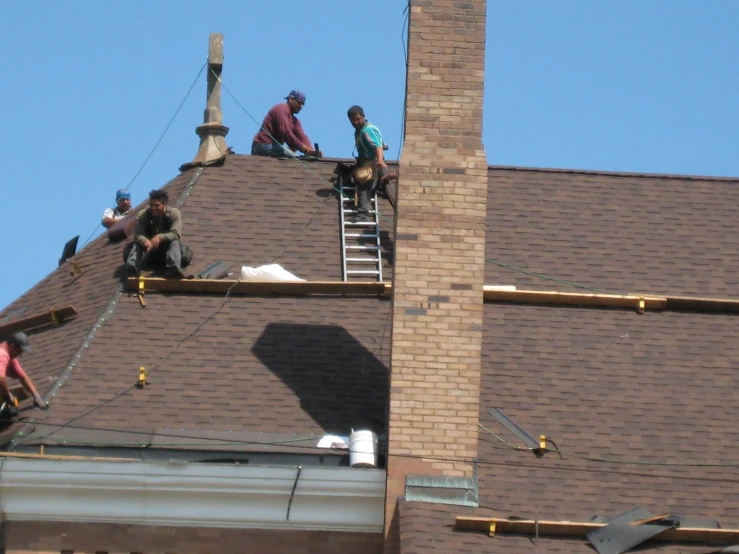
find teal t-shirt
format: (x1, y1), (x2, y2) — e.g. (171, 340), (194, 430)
(354, 123), (383, 160)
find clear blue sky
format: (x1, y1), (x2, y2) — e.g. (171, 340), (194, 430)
(2, 1), (738, 310)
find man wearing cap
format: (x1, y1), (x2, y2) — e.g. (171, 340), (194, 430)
(125, 189), (191, 279)
(347, 105), (387, 222)
(0, 332), (49, 412)
(251, 90), (323, 158)
(101, 190), (133, 229)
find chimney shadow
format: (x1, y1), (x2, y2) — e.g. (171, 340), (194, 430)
(252, 322), (388, 435)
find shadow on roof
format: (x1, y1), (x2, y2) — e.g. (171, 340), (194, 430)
(252, 322), (388, 436)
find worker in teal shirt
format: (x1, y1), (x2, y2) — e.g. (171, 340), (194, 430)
(348, 105), (386, 222)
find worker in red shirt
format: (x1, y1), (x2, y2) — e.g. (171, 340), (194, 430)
(0, 332), (49, 413)
(251, 90), (322, 158)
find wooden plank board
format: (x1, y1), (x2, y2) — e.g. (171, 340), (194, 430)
(122, 279), (739, 315)
(0, 306), (79, 336)
(455, 517), (739, 545)
(483, 288), (667, 311)
(126, 278), (390, 296)
(666, 295), (739, 313)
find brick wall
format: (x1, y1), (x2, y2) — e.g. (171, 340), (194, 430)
(3, 521), (383, 554)
(385, 0), (488, 549)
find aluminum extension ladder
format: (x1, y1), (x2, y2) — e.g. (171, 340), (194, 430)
(338, 173), (383, 282)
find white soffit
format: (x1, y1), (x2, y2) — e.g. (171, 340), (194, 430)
(0, 458), (385, 533)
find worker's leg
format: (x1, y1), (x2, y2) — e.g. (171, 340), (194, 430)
(355, 167), (385, 221)
(125, 243), (144, 275)
(165, 240), (184, 277)
(251, 141), (293, 157)
(356, 180), (373, 221)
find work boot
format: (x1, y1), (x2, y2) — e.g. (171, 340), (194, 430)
(352, 212), (371, 223)
(166, 266), (186, 279)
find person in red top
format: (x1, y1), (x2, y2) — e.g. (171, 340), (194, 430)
(0, 332), (49, 411)
(251, 90), (322, 158)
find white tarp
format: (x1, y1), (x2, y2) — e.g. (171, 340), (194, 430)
(240, 263), (305, 282)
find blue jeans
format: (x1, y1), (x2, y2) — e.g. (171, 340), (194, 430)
(251, 141), (293, 157)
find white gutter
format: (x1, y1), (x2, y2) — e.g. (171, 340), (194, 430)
(0, 458), (385, 532)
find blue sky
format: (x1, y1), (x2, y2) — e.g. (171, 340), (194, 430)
(1, 1), (738, 310)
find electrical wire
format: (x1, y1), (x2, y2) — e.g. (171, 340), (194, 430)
(10, 415), (739, 487)
(397, 1), (410, 162)
(480, 426), (739, 468)
(77, 61), (208, 251)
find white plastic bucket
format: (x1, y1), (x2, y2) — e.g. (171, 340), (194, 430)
(349, 430), (378, 468)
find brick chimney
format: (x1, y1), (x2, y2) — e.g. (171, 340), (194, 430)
(385, 0), (488, 546)
(188, 33), (229, 166)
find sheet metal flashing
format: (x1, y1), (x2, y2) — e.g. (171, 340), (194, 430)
(587, 508), (676, 554)
(405, 474), (478, 507)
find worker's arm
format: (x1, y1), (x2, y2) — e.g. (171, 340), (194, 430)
(0, 375), (11, 402)
(278, 110), (313, 155)
(363, 130), (386, 167)
(9, 360), (48, 410)
(17, 373), (48, 410)
(101, 208), (116, 229)
(156, 208), (182, 244)
(134, 210), (149, 247)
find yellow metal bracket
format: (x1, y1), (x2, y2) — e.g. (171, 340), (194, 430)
(137, 278), (146, 308)
(489, 521), (496, 537)
(137, 366), (148, 388)
(637, 297), (646, 314)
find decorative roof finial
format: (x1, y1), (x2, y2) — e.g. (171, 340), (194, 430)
(188, 33), (229, 167)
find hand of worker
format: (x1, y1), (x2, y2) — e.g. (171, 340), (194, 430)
(149, 235), (162, 251)
(142, 238), (153, 252)
(375, 159), (387, 168)
(4, 392), (17, 407)
(33, 394), (49, 411)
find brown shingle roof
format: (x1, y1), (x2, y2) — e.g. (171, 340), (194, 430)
(3, 154), (739, 548)
(1, 155), (394, 454)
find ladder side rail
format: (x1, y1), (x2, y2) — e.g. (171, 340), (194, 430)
(373, 173), (383, 283)
(339, 173), (348, 282)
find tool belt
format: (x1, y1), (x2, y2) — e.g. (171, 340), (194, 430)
(352, 160), (376, 185)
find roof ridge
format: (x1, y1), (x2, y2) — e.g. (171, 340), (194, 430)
(487, 164), (739, 181)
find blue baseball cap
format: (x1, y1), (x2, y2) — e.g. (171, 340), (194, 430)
(116, 189), (131, 201)
(285, 90), (306, 103)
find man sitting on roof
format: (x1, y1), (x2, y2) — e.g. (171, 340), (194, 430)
(125, 189), (191, 278)
(348, 105), (387, 222)
(101, 189), (133, 229)
(1, 332), (49, 413)
(251, 90), (323, 158)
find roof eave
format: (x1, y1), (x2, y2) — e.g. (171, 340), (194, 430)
(0, 457), (385, 532)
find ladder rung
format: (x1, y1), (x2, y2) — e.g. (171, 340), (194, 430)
(343, 210), (376, 214)
(347, 271), (381, 275)
(342, 197), (373, 202)
(344, 221), (376, 226)
(346, 258), (380, 263)
(346, 246), (379, 251)
(345, 233), (378, 238)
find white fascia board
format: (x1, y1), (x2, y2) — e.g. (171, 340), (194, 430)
(0, 458), (385, 532)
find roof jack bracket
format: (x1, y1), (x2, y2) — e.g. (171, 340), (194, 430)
(137, 277), (146, 307)
(137, 366), (148, 388)
(638, 297), (645, 314)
